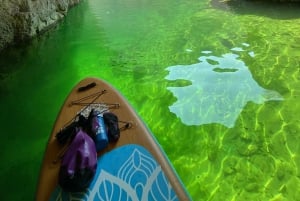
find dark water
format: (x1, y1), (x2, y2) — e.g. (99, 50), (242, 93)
(1, 0), (300, 200)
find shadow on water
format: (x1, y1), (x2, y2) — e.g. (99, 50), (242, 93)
(211, 0), (300, 19)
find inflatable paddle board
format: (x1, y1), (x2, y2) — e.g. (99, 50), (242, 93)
(35, 77), (191, 201)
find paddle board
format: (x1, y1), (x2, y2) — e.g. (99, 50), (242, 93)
(35, 77), (191, 201)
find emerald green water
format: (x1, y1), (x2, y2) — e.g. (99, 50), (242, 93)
(1, 0), (300, 200)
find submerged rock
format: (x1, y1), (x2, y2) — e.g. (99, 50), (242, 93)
(0, 0), (82, 51)
(211, 0), (300, 20)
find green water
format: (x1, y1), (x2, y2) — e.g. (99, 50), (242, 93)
(1, 0), (300, 200)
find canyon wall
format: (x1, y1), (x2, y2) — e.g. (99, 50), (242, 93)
(0, 0), (81, 51)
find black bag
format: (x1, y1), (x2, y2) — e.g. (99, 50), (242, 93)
(103, 112), (120, 142)
(56, 114), (87, 145)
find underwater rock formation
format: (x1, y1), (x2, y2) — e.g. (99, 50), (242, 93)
(211, 0), (300, 19)
(0, 0), (81, 51)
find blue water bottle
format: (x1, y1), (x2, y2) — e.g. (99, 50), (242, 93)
(94, 114), (108, 152)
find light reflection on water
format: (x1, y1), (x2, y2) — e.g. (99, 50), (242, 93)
(165, 44), (283, 128)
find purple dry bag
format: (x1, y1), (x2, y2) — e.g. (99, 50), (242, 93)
(58, 128), (97, 192)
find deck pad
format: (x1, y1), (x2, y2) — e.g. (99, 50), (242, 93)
(50, 144), (178, 201)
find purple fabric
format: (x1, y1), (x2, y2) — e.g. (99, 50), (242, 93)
(59, 129), (97, 192)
